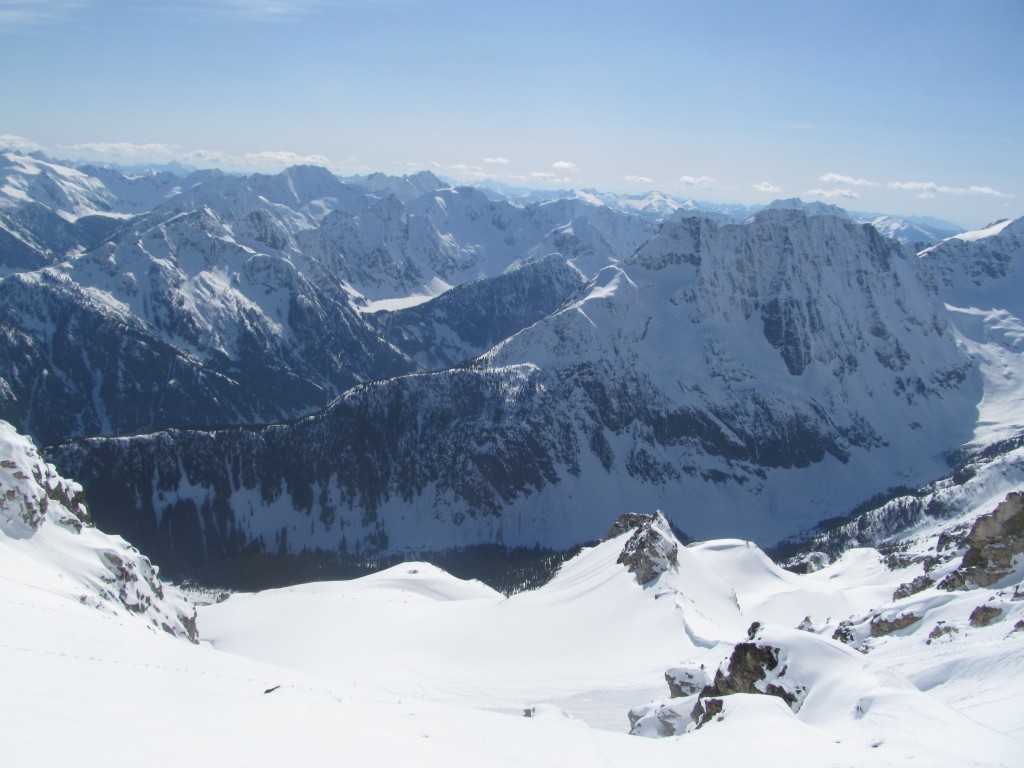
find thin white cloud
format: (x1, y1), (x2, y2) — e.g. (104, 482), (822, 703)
(68, 141), (180, 160)
(182, 0), (330, 19)
(552, 160), (576, 171)
(680, 175), (716, 189)
(966, 185), (1013, 197)
(804, 188), (860, 200)
(0, 1), (87, 28)
(63, 140), (345, 173)
(752, 181), (782, 193)
(523, 171), (571, 184)
(623, 175), (653, 184)
(888, 181), (938, 192)
(412, 160), (489, 178)
(220, 0), (310, 13)
(234, 149), (333, 168)
(820, 172), (877, 187)
(0, 134), (42, 152)
(888, 180), (1013, 198)
(482, 157), (510, 165)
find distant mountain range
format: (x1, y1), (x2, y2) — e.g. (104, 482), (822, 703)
(1, 148), (1020, 581)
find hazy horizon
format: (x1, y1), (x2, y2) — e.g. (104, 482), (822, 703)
(3, 0), (1022, 228)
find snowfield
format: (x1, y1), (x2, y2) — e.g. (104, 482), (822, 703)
(2, 423), (1022, 766)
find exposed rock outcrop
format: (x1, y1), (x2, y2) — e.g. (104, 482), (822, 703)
(607, 511), (680, 586)
(969, 604), (1004, 627)
(665, 664), (710, 698)
(685, 624), (805, 728)
(938, 492), (1024, 590)
(870, 612), (922, 637)
(0, 420), (197, 642)
(927, 622), (959, 644)
(893, 574), (935, 600)
(628, 699), (694, 737)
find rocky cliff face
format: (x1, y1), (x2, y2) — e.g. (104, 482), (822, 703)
(0, 420), (196, 641)
(919, 218), (1024, 317)
(607, 512), (680, 586)
(939, 492), (1024, 590)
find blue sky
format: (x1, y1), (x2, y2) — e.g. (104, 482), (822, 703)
(2, 0), (1021, 227)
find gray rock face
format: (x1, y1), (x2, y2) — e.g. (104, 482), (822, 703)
(939, 492), (1024, 590)
(686, 627), (805, 729)
(607, 512), (679, 586)
(0, 420), (196, 642)
(968, 604), (1004, 627)
(870, 612), (922, 637)
(664, 665), (710, 698)
(893, 574), (935, 600)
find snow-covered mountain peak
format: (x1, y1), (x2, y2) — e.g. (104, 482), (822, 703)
(863, 213), (961, 245)
(918, 214), (1024, 318)
(348, 169), (448, 202)
(0, 150), (117, 221)
(949, 217), (1016, 243)
(756, 197), (851, 221)
(247, 163), (353, 216)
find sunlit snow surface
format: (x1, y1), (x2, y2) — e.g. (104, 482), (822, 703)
(4, 504), (1024, 765)
(7, 435), (1021, 768)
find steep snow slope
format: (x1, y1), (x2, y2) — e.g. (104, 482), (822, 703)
(0, 420), (195, 640)
(920, 217), (1024, 444)
(862, 213), (961, 246)
(0, 151), (123, 221)
(373, 255), (585, 370)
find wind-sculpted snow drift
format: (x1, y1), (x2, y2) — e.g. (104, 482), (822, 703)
(50, 205), (982, 574)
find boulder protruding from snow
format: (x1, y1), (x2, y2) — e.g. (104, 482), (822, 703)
(607, 511), (680, 586)
(689, 627), (803, 727)
(665, 664), (711, 698)
(939, 492), (1024, 590)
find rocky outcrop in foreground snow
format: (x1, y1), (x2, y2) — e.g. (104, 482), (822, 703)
(607, 511), (680, 586)
(939, 491), (1024, 590)
(0, 420), (196, 642)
